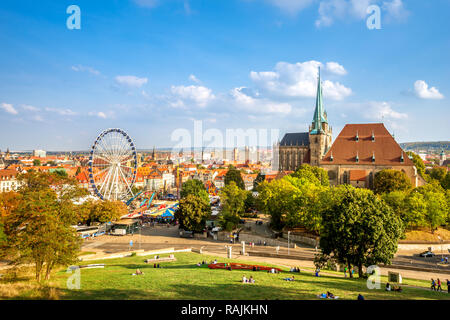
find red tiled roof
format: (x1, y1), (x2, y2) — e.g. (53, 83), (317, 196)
(349, 170), (367, 181)
(0, 169), (18, 179)
(320, 123), (413, 166)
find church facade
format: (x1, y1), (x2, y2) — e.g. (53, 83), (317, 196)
(278, 69), (425, 188)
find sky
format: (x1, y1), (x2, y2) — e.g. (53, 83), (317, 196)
(0, 0), (449, 151)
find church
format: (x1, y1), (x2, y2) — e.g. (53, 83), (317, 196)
(278, 69), (332, 171)
(278, 69), (425, 188)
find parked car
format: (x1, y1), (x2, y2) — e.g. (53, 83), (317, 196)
(419, 251), (435, 258)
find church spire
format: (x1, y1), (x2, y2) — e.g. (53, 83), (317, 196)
(311, 66), (327, 135)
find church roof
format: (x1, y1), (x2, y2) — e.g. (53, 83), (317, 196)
(320, 123), (414, 166)
(280, 132), (310, 146)
(310, 67), (328, 135)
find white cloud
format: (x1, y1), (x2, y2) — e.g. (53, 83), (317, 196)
(325, 62), (347, 75)
(115, 75), (148, 88)
(249, 60), (352, 100)
(22, 104), (40, 112)
(315, 0), (408, 27)
(382, 0), (409, 21)
(189, 74), (200, 83)
(363, 101), (408, 120)
(170, 85), (215, 107)
(88, 111), (114, 119)
(45, 107), (77, 116)
(1, 103), (18, 115)
(33, 115), (44, 122)
(71, 65), (101, 76)
(230, 87), (292, 114)
(414, 80), (444, 100)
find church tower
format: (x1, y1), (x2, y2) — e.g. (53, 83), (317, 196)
(309, 68), (332, 166)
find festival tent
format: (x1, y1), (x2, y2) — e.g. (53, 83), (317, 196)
(161, 208), (175, 218)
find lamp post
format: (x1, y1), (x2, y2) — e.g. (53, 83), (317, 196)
(288, 231), (291, 255)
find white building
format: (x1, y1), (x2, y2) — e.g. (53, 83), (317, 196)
(0, 169), (19, 192)
(33, 149), (46, 158)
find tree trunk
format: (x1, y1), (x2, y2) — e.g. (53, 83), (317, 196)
(348, 262), (353, 278)
(358, 263), (363, 278)
(35, 261), (42, 282)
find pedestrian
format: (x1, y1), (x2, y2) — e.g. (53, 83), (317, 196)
(447, 279), (450, 294)
(437, 278), (442, 292)
(431, 279), (436, 291)
(344, 267), (348, 278)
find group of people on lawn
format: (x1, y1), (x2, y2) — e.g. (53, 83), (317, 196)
(242, 275), (255, 284)
(431, 278), (450, 293)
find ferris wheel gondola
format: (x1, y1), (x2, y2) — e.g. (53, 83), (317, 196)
(88, 128), (137, 202)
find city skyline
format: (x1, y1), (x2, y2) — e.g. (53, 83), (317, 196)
(1, 0), (449, 151)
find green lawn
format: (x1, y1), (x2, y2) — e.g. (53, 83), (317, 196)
(41, 252), (450, 300)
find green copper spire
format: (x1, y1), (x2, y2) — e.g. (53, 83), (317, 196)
(310, 66), (327, 135)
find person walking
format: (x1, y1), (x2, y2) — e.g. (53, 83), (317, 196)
(446, 279), (450, 294)
(431, 279), (436, 291)
(344, 267), (348, 278)
(437, 278), (442, 292)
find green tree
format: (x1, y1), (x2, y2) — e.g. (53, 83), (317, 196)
(441, 173), (450, 190)
(257, 178), (298, 230)
(427, 167), (447, 184)
(290, 164), (329, 187)
(175, 194), (211, 232)
(3, 171), (84, 281)
(382, 190), (427, 230)
(373, 169), (412, 194)
(180, 179), (209, 203)
(33, 159), (41, 166)
(243, 191), (257, 216)
(319, 186), (403, 278)
(417, 189), (448, 233)
(253, 172), (265, 190)
(407, 151), (427, 179)
(224, 165), (245, 189)
(219, 181), (247, 231)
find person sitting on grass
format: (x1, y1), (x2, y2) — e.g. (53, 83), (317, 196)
(242, 275), (247, 283)
(326, 291), (336, 299)
(136, 269), (144, 275)
(197, 262), (201, 267)
(283, 276), (295, 281)
(357, 294), (365, 300)
(315, 268), (320, 277)
(249, 276), (255, 284)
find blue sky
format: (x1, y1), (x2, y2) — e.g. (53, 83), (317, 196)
(0, 0), (449, 151)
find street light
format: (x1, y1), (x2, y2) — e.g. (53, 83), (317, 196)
(288, 231), (291, 255)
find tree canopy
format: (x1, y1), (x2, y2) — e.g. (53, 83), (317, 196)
(319, 186), (403, 278)
(290, 164), (329, 187)
(180, 179), (209, 203)
(224, 165), (245, 190)
(175, 194), (211, 232)
(3, 171), (85, 281)
(373, 169), (412, 194)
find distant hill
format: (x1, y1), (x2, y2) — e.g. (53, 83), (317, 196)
(400, 141), (450, 152)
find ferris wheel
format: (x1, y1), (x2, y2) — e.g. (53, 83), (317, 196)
(88, 128), (137, 202)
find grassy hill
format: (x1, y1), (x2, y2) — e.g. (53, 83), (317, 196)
(1, 252), (448, 300)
